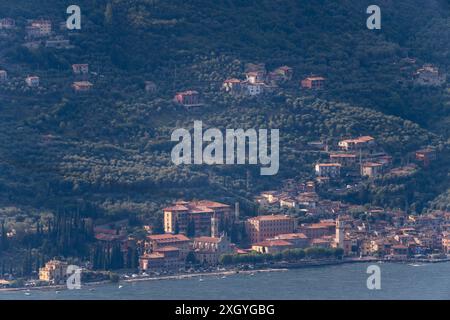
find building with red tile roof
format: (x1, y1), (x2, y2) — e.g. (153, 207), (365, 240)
(301, 76), (325, 89)
(163, 200), (234, 236)
(251, 239), (294, 254)
(246, 215), (296, 244)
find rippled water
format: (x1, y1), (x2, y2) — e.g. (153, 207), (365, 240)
(1, 262), (450, 300)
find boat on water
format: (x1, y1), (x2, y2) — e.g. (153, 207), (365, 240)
(24, 292), (31, 296)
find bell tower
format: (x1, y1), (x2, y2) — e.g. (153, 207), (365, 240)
(211, 213), (219, 238)
(336, 217), (345, 249)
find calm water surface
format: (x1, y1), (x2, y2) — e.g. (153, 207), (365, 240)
(1, 262), (450, 300)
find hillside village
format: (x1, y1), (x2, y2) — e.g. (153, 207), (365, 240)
(0, 16), (447, 103)
(1, 129), (447, 286)
(27, 195), (450, 286)
(0, 2), (450, 289)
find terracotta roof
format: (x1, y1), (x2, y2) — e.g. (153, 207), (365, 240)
(194, 236), (221, 243)
(330, 153), (357, 158)
(163, 205), (189, 211)
(163, 200), (230, 213)
(341, 136), (374, 144)
(274, 233), (308, 240)
(304, 76), (325, 81)
(248, 214), (293, 222)
(363, 162), (383, 167)
(140, 253), (164, 259)
(147, 234), (190, 243)
(253, 240), (293, 247)
(224, 78), (241, 83)
(154, 246), (180, 252)
(311, 238), (330, 244)
(73, 81), (93, 87)
(316, 163), (342, 167)
(305, 221), (335, 229)
(176, 90), (198, 95)
(416, 148), (435, 154)
(189, 207), (214, 214)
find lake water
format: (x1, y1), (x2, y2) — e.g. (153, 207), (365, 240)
(1, 262), (450, 300)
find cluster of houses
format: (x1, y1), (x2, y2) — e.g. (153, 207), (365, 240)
(1, 15), (448, 106)
(0, 17), (91, 92)
(255, 185), (450, 261)
(31, 133), (441, 281)
(255, 180), (347, 215)
(343, 209), (450, 260)
(138, 199), (352, 271)
(221, 62), (325, 97)
(221, 63), (291, 97)
(0, 63), (93, 92)
(173, 63), (327, 107)
(311, 135), (437, 183)
(1, 17), (328, 103)
(22, 19), (73, 49)
(34, 193), (450, 283)
(136, 197), (450, 269)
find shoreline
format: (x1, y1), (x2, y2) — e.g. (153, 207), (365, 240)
(0, 268), (286, 293)
(1, 257), (449, 293)
(122, 268), (288, 284)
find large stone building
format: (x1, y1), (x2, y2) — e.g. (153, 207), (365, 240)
(192, 234), (232, 265)
(315, 163), (341, 178)
(298, 220), (335, 240)
(163, 200), (235, 236)
(145, 233), (191, 260)
(329, 153), (357, 167)
(272, 233), (309, 248)
(252, 239), (294, 254)
(139, 246), (183, 271)
(39, 260), (68, 284)
(245, 214), (296, 244)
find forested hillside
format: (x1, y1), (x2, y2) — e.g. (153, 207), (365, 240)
(0, 0), (449, 269)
